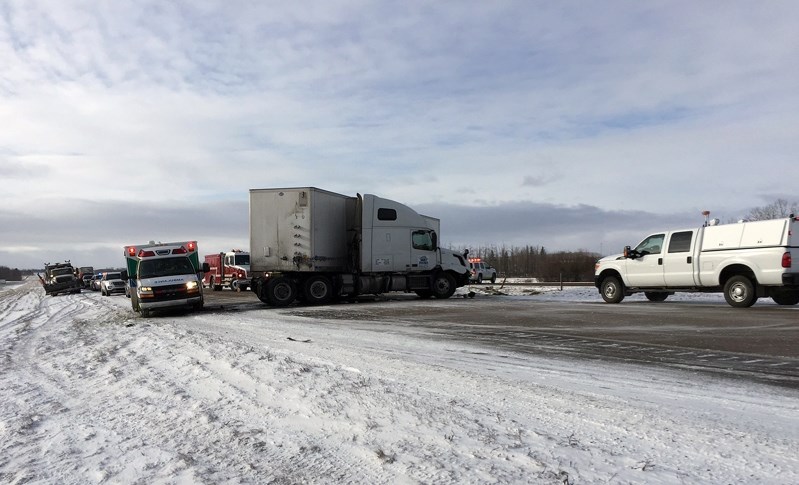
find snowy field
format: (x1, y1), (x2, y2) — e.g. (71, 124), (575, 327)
(1, 279), (798, 484)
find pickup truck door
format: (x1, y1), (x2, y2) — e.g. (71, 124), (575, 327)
(662, 230), (697, 286)
(625, 233), (666, 287)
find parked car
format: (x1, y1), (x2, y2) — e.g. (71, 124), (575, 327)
(469, 259), (497, 284)
(100, 272), (126, 296)
(81, 274), (94, 288)
(90, 274), (103, 291)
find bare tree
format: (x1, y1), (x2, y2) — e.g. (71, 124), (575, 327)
(745, 198), (799, 221)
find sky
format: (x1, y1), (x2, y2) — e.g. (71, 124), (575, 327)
(2, 1), (798, 269)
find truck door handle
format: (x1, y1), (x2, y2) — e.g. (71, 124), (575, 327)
(658, 258), (663, 265)
(687, 256), (692, 264)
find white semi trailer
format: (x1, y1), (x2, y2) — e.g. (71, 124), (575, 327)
(249, 187), (471, 306)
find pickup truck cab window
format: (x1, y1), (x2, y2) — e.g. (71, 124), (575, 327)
(635, 234), (665, 255)
(668, 231), (693, 253)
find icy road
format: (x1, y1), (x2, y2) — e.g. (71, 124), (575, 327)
(1, 279), (798, 484)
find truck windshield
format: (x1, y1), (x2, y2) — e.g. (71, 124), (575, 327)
(51, 268), (73, 276)
(138, 257), (196, 278)
(234, 254), (250, 265)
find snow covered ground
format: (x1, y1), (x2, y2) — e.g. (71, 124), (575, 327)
(1, 279), (798, 484)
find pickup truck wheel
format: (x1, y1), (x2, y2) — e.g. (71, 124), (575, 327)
(490, 274), (497, 284)
(771, 289), (799, 305)
(723, 276), (758, 308)
(303, 276), (333, 305)
(432, 273), (456, 299)
(644, 292), (669, 302)
(600, 276), (625, 303)
(477, 274), (483, 284)
(266, 277), (297, 307)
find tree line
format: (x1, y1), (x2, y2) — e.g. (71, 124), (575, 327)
(0, 266), (25, 281)
(458, 245), (600, 282)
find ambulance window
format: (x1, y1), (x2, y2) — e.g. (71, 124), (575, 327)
(377, 208), (397, 221)
(668, 231), (693, 253)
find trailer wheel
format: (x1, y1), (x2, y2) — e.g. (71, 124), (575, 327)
(771, 288), (799, 305)
(266, 277), (297, 307)
(303, 276), (334, 305)
(644, 292), (669, 302)
(723, 275), (757, 308)
(600, 276), (625, 303)
(432, 273), (456, 299)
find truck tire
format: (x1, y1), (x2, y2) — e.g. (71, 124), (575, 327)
(431, 273), (456, 299)
(490, 274), (497, 284)
(303, 276), (334, 305)
(723, 275), (758, 308)
(211, 277), (221, 291)
(600, 276), (625, 303)
(644, 292), (669, 302)
(771, 289), (799, 305)
(266, 277), (297, 307)
(477, 274), (483, 284)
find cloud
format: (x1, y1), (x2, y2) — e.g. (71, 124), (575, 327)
(1, 1), (798, 267)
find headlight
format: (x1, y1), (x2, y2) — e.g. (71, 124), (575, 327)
(186, 281), (199, 290)
(138, 286), (154, 298)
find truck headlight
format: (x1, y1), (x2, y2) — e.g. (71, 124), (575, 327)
(186, 281), (199, 293)
(139, 286), (154, 298)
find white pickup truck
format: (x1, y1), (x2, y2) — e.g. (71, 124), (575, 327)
(594, 216), (799, 307)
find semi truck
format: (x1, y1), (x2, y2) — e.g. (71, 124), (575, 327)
(249, 187), (471, 306)
(39, 261), (81, 296)
(594, 215), (799, 307)
(122, 241), (210, 317)
(203, 250), (250, 291)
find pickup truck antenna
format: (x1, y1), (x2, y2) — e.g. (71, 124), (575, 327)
(701, 210), (711, 227)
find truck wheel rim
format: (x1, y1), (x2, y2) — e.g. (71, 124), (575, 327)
(604, 285), (616, 298)
(730, 283), (747, 302)
(309, 281), (328, 299)
(274, 283), (292, 301)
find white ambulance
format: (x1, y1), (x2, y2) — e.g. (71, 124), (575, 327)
(122, 241), (210, 317)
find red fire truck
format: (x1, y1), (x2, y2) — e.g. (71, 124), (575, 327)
(203, 250), (250, 291)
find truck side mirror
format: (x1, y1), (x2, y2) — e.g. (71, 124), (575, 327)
(431, 232), (438, 250)
(202, 262), (211, 273)
(623, 246), (632, 258)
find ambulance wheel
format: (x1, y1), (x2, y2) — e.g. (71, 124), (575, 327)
(266, 277), (297, 307)
(303, 276), (334, 305)
(140, 309), (150, 318)
(723, 275), (757, 308)
(600, 276), (625, 303)
(431, 273), (456, 299)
